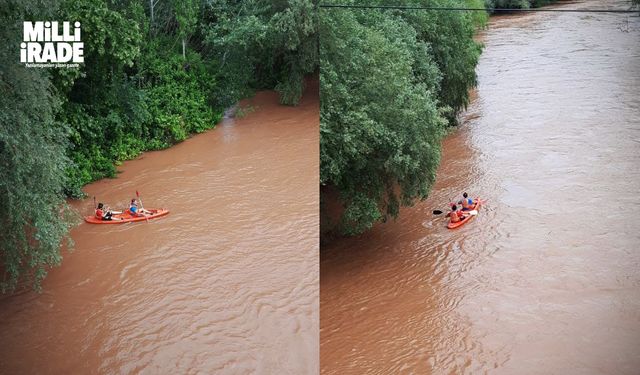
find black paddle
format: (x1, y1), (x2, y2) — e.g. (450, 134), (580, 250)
(433, 209), (454, 217)
(433, 196), (456, 215)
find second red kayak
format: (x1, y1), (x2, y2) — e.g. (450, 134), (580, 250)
(447, 200), (481, 229)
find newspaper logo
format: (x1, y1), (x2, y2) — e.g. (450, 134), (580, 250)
(21, 21), (83, 68)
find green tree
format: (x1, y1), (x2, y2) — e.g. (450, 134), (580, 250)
(0, 0), (73, 292)
(203, 0), (318, 106)
(399, 0), (482, 123)
(171, 0), (199, 59)
(320, 1), (482, 235)
(466, 0), (489, 28)
(320, 9), (447, 235)
(486, 0), (558, 9)
(55, 0), (145, 196)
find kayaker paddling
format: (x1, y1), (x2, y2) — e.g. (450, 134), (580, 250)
(460, 192), (475, 211)
(95, 203), (123, 221)
(448, 204), (467, 224)
(129, 198), (151, 217)
(446, 200), (481, 229)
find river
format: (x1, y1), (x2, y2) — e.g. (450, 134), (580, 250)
(321, 1), (640, 374)
(0, 81), (319, 373)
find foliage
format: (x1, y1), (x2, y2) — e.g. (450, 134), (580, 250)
(320, 0), (482, 235)
(139, 46), (221, 145)
(60, 0), (317, 195)
(321, 4), (472, 235)
(202, 0), (318, 107)
(58, 0), (221, 196)
(399, 0), (482, 123)
(485, 0), (558, 9)
(466, 0), (489, 28)
(171, 0), (199, 57)
(0, 0), (73, 292)
(56, 0), (144, 195)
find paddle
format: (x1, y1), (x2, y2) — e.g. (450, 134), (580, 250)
(136, 190), (149, 223)
(433, 203), (455, 215)
(433, 195), (455, 215)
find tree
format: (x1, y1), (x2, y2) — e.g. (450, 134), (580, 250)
(56, 0), (145, 196)
(171, 0), (199, 59)
(320, 8), (447, 235)
(320, 1), (482, 235)
(202, 0), (318, 106)
(0, 0), (73, 292)
(399, 0), (482, 123)
(485, 0), (559, 9)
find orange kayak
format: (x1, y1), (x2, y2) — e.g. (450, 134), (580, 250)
(447, 200), (481, 229)
(84, 209), (170, 224)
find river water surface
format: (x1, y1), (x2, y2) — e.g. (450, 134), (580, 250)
(0, 81), (319, 373)
(321, 2), (640, 374)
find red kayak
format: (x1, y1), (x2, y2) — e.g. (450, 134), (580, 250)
(85, 209), (170, 224)
(447, 200), (481, 229)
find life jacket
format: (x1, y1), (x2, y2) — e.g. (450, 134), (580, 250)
(95, 208), (104, 219)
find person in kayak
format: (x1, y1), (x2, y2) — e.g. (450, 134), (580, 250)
(95, 203), (114, 221)
(449, 204), (467, 223)
(460, 192), (475, 211)
(129, 198), (151, 216)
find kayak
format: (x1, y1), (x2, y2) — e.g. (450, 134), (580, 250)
(447, 200), (481, 229)
(84, 208), (170, 224)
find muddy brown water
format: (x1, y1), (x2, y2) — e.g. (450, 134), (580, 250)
(321, 2), (640, 374)
(0, 81), (319, 374)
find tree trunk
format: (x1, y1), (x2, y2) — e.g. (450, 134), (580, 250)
(150, 0), (154, 25)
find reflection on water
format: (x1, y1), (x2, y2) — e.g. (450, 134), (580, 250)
(321, 2), (640, 374)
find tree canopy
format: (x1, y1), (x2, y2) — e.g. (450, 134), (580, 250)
(320, 0), (483, 235)
(1, 0), (73, 292)
(486, 0), (557, 9)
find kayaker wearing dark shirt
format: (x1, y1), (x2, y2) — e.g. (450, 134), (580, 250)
(95, 203), (113, 221)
